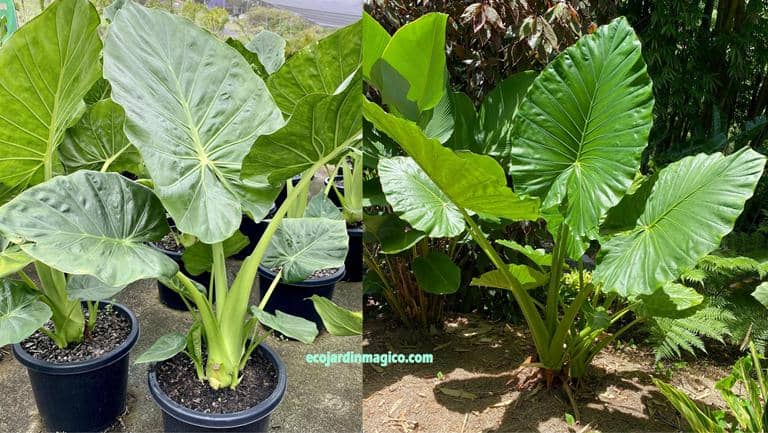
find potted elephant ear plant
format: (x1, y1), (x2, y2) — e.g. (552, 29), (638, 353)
(103, 2), (361, 431)
(0, 1), (176, 432)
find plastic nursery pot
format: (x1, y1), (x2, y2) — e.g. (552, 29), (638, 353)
(12, 301), (139, 433)
(234, 205), (277, 261)
(150, 242), (211, 311)
(258, 265), (346, 331)
(323, 175), (344, 207)
(344, 225), (363, 282)
(147, 343), (287, 432)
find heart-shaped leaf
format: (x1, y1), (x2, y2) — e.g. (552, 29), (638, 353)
(67, 274), (126, 301)
(378, 156), (464, 238)
(243, 72), (362, 185)
(413, 252), (460, 295)
(135, 332), (187, 364)
(0, 0), (102, 203)
(59, 99), (141, 175)
(308, 295), (362, 336)
(0, 171), (178, 287)
(267, 21), (361, 115)
(246, 30), (285, 75)
(104, 1), (284, 244)
(594, 148), (766, 296)
(363, 99), (539, 222)
(251, 307), (318, 344)
(262, 218), (349, 283)
(509, 18), (654, 248)
(0, 279), (52, 346)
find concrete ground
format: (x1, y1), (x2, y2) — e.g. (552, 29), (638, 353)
(0, 262), (362, 433)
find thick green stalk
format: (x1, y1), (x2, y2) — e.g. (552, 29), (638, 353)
(459, 208), (551, 360)
(545, 224), (568, 333)
(35, 262), (84, 347)
(211, 242), (227, 319)
(547, 282), (594, 367)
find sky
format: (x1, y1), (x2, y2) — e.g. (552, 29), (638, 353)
(264, 0), (362, 27)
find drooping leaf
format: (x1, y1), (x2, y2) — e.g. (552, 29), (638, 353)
(59, 99), (141, 174)
(251, 307), (318, 344)
(363, 99), (539, 222)
(478, 71), (536, 157)
(509, 18), (654, 248)
(0, 171), (178, 287)
(0, 0), (102, 203)
(181, 230), (249, 276)
(246, 30), (285, 75)
(471, 264), (548, 290)
(412, 251), (460, 295)
(637, 283), (704, 318)
(267, 21), (361, 116)
(67, 274), (126, 301)
(496, 239), (552, 267)
(304, 194), (343, 220)
(134, 332), (187, 364)
(594, 149), (766, 296)
(378, 156), (463, 238)
(369, 13), (447, 114)
(104, 1), (283, 244)
(243, 72), (361, 185)
(0, 279), (52, 346)
(308, 295), (362, 336)
(0, 237), (32, 278)
(262, 218), (349, 283)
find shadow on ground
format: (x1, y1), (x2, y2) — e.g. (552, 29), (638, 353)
(363, 312), (729, 433)
(0, 261), (362, 433)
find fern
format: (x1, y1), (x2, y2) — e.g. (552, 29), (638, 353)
(648, 305), (733, 361)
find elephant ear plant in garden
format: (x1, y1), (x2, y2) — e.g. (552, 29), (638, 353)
(99, 5), (359, 428)
(364, 15), (767, 411)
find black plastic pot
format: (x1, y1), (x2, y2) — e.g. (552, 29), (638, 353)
(12, 302), (139, 433)
(345, 225), (363, 282)
(150, 243), (210, 310)
(324, 175), (344, 207)
(147, 343), (287, 432)
(234, 205), (277, 261)
(258, 265), (346, 330)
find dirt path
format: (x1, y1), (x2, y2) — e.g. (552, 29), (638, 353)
(363, 313), (730, 433)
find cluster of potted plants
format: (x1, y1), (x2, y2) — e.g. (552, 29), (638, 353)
(0, 0), (361, 431)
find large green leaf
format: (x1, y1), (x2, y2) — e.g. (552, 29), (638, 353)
(246, 30), (285, 75)
(594, 148), (766, 296)
(59, 99), (141, 174)
(267, 21), (361, 116)
(364, 214), (426, 254)
(637, 283), (703, 318)
(369, 13), (447, 115)
(308, 295), (362, 336)
(104, 2), (283, 244)
(243, 72), (362, 185)
(0, 279), (52, 346)
(262, 218), (349, 283)
(67, 274), (125, 301)
(509, 18), (654, 246)
(251, 307), (318, 344)
(0, 0), (102, 203)
(378, 156), (463, 238)
(412, 251), (460, 295)
(0, 171), (178, 287)
(0, 236), (33, 278)
(363, 99), (539, 222)
(361, 12), (390, 80)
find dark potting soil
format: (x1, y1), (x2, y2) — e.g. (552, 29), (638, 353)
(154, 350), (278, 414)
(156, 233), (184, 253)
(21, 306), (131, 363)
(270, 267), (340, 280)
